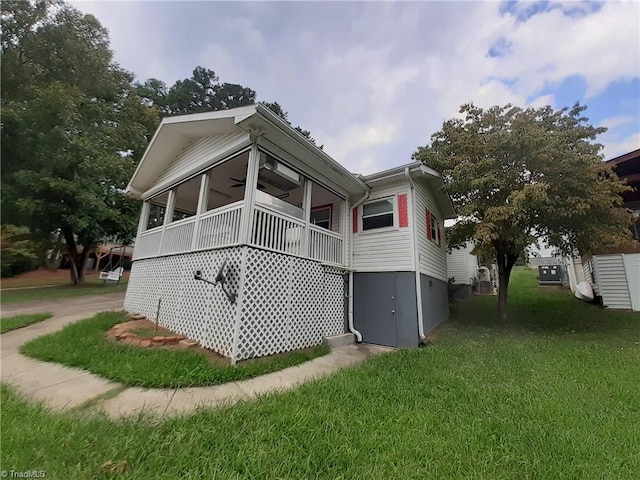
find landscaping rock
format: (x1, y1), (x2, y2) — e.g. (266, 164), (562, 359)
(163, 336), (181, 345)
(151, 336), (165, 346)
(139, 339), (151, 348)
(131, 313), (147, 321)
(178, 339), (199, 349)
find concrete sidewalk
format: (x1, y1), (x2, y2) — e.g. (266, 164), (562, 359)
(1, 295), (392, 420)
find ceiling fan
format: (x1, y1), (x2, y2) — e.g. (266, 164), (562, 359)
(229, 177), (266, 190)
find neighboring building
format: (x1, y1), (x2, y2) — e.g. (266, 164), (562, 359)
(123, 105), (456, 362)
(582, 149), (640, 311)
(446, 242), (479, 298)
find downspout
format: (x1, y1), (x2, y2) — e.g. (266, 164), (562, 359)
(348, 190), (370, 343)
(405, 167), (427, 345)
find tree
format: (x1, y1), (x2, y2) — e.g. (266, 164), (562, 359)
(1, 1), (157, 284)
(413, 103), (633, 321)
(136, 71), (321, 147)
(262, 101), (322, 148)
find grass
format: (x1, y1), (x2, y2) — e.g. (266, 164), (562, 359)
(0, 312), (53, 334)
(20, 311), (330, 388)
(1, 280), (128, 304)
(2, 267), (639, 479)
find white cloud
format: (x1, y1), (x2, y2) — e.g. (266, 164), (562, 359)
(71, 0), (639, 174)
(601, 132), (640, 160)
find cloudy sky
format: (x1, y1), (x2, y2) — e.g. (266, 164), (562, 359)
(74, 0), (639, 175)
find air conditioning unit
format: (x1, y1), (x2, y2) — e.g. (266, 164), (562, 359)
(259, 155), (302, 191)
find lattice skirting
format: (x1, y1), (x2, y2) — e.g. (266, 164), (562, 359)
(124, 246), (346, 361)
(124, 247), (242, 357)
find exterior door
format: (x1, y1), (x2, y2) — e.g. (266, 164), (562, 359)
(354, 272), (397, 347)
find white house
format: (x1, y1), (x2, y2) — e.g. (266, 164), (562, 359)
(124, 105), (456, 362)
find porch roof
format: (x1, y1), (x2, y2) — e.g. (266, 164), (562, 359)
(361, 162), (457, 220)
(127, 104), (369, 199)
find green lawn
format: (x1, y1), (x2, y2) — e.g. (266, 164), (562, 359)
(20, 311), (329, 388)
(0, 312), (53, 334)
(1, 280), (128, 304)
(2, 268), (639, 479)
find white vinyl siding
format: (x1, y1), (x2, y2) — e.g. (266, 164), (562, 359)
(447, 242), (479, 285)
(594, 254), (633, 310)
(623, 253), (640, 311)
(353, 184), (412, 272)
(413, 179), (447, 282)
(151, 132), (249, 196)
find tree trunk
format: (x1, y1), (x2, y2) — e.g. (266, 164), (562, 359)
(62, 228), (92, 285)
(495, 244), (518, 322)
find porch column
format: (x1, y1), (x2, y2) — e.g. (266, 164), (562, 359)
(240, 135), (261, 245)
(341, 198), (348, 266)
(190, 173), (210, 250)
(159, 189), (176, 254)
(136, 201), (150, 242)
(301, 178), (313, 257)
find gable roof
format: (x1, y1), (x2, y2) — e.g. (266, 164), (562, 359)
(362, 162), (457, 219)
(127, 104), (368, 198)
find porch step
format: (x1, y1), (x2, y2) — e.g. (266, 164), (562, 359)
(323, 333), (355, 348)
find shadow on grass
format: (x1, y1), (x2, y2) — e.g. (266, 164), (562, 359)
(449, 268), (640, 337)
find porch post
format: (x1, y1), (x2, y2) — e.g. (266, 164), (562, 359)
(159, 189), (176, 254)
(301, 178), (313, 257)
(190, 173), (210, 250)
(136, 201), (150, 241)
(341, 198), (348, 266)
(240, 132), (262, 245)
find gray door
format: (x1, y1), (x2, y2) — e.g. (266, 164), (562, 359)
(354, 272), (397, 346)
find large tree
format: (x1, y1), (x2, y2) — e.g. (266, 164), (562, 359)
(1, 1), (157, 284)
(136, 71), (320, 146)
(413, 103), (633, 321)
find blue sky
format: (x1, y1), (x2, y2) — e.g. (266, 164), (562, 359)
(74, 0), (639, 174)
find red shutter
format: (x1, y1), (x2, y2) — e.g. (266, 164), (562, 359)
(352, 207), (358, 233)
(398, 194), (408, 228)
(437, 223), (441, 246)
(426, 209), (432, 240)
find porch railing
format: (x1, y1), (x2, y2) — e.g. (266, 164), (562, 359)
(309, 225), (344, 265)
(196, 202), (243, 250)
(251, 205), (305, 257)
(134, 201), (344, 265)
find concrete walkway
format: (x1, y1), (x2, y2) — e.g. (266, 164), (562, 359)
(1, 294), (392, 419)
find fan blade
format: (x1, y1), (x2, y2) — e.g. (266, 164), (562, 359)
(229, 177), (245, 183)
(257, 183), (266, 190)
(230, 183), (244, 188)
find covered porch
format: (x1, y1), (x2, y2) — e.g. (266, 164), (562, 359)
(134, 145), (349, 266)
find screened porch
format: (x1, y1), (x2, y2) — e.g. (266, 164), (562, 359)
(134, 147), (347, 266)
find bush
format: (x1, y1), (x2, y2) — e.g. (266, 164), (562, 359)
(0, 225), (41, 277)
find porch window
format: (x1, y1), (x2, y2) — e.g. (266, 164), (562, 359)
(147, 191), (170, 230)
(172, 175), (201, 222)
(362, 198), (394, 231)
(310, 204), (332, 229)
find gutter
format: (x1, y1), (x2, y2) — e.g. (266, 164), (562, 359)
(347, 190), (370, 343)
(405, 167), (427, 344)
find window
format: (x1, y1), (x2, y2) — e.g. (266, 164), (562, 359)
(426, 209), (441, 246)
(431, 213), (438, 243)
(310, 204), (332, 229)
(362, 198), (394, 231)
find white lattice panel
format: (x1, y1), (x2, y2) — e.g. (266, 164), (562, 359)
(234, 248), (345, 361)
(124, 247), (242, 357)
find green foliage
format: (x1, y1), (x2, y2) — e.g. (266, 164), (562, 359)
(136, 70), (320, 146)
(0, 225), (41, 277)
(414, 103), (633, 319)
(3, 270), (639, 478)
(1, 1), (157, 282)
(20, 311), (329, 388)
(0, 312), (53, 334)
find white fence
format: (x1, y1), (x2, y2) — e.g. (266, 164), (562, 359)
(134, 201), (344, 265)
